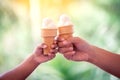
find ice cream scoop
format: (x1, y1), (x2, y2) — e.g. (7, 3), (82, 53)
(42, 18), (56, 29)
(41, 18), (57, 55)
(58, 14), (73, 26)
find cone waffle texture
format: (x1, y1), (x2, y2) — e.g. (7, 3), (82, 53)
(58, 25), (73, 39)
(41, 28), (57, 55)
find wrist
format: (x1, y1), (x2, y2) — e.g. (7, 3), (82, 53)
(87, 45), (98, 63)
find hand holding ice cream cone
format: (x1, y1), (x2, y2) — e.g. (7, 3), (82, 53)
(41, 15), (73, 55)
(41, 18), (57, 55)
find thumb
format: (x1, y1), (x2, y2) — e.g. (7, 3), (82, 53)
(69, 37), (87, 47)
(68, 37), (79, 46)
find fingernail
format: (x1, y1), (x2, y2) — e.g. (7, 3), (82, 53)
(43, 45), (47, 48)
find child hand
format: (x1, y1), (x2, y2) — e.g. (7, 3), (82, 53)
(32, 41), (57, 64)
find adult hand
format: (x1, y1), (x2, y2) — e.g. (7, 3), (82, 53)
(58, 37), (95, 62)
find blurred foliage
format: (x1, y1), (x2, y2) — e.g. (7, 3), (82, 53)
(0, 0), (18, 36)
(93, 0), (120, 17)
(93, 0), (120, 45)
(0, 0), (120, 80)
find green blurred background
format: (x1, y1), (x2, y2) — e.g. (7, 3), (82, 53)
(0, 0), (120, 80)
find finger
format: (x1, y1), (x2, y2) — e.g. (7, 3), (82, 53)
(57, 37), (65, 42)
(35, 43), (47, 56)
(58, 40), (71, 47)
(58, 47), (73, 53)
(50, 49), (58, 54)
(53, 40), (57, 44)
(51, 43), (57, 49)
(54, 49), (58, 53)
(37, 43), (47, 49)
(48, 53), (56, 59)
(64, 51), (75, 57)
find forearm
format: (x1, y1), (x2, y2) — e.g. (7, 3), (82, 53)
(0, 54), (40, 80)
(89, 46), (120, 78)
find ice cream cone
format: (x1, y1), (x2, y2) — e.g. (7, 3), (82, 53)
(41, 18), (57, 55)
(58, 15), (73, 39)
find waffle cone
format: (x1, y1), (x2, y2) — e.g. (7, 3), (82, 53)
(41, 28), (57, 55)
(58, 25), (73, 39)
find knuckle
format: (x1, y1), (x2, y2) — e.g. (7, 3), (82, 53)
(51, 49), (58, 54)
(50, 54), (55, 58)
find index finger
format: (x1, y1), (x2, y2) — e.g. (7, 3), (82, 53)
(57, 36), (65, 42)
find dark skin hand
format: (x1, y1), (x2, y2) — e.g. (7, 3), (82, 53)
(0, 41), (57, 80)
(58, 37), (94, 61)
(58, 37), (120, 78)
